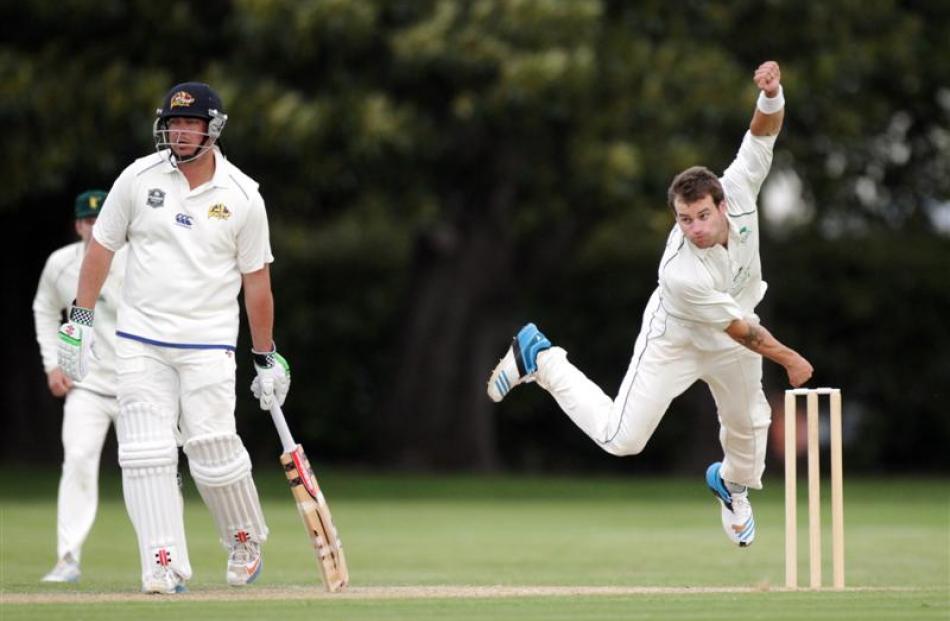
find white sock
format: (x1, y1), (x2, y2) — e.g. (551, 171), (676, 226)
(725, 480), (748, 495)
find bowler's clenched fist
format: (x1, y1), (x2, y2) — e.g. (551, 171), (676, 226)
(754, 61), (781, 97)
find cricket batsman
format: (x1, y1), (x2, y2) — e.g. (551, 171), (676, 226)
(58, 81), (290, 593)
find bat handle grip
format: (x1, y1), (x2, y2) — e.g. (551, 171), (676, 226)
(269, 402), (298, 453)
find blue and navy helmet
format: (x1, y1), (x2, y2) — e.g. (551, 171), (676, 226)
(153, 81), (228, 163)
(156, 82), (224, 122)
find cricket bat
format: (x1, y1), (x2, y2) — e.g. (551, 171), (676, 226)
(268, 402), (349, 592)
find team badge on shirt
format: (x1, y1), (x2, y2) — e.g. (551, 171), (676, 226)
(738, 226), (752, 243)
(208, 203), (231, 220)
(147, 188), (166, 208)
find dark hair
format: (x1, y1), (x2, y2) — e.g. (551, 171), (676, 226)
(667, 166), (724, 210)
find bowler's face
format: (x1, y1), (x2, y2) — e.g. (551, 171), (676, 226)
(674, 195), (729, 248)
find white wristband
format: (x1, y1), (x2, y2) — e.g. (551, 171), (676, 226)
(756, 86), (784, 114)
(755, 85), (785, 114)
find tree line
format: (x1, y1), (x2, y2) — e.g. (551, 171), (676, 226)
(3, 0), (948, 471)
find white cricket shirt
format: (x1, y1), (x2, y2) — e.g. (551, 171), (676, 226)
(33, 242), (127, 396)
(93, 149), (273, 350)
(657, 131), (777, 350)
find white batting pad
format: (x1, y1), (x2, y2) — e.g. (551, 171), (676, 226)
(184, 433), (268, 547)
(117, 401), (192, 581)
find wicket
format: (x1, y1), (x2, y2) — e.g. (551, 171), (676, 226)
(784, 387), (845, 590)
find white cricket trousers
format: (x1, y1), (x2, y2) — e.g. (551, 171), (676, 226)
(115, 337), (241, 582)
(56, 388), (119, 561)
(534, 291), (772, 488)
(116, 338), (267, 581)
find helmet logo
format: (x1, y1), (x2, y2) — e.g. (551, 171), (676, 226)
(169, 91), (195, 109)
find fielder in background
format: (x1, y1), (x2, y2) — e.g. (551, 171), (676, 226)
(33, 190), (126, 583)
(488, 61), (813, 548)
(58, 82), (290, 594)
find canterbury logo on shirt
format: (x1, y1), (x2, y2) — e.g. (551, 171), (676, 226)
(175, 213), (194, 228)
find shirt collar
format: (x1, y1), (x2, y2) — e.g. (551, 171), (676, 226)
(160, 148), (230, 190)
(207, 149), (231, 189)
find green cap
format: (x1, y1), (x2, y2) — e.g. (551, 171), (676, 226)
(74, 190), (107, 219)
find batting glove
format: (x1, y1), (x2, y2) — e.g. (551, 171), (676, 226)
(251, 346), (291, 410)
(57, 305), (96, 381)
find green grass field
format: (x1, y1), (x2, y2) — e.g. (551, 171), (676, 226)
(1, 468), (947, 620)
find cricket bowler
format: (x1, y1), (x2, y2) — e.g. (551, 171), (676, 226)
(488, 61), (813, 548)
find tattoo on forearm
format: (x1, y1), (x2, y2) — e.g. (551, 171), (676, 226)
(741, 325), (764, 350)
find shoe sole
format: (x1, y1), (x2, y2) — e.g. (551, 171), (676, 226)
(142, 584), (187, 594)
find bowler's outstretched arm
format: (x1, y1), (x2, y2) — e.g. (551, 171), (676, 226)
(725, 318), (813, 387)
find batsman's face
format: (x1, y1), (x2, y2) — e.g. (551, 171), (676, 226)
(674, 195), (729, 249)
(167, 117), (209, 158)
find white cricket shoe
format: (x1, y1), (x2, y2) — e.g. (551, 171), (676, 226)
(41, 554), (80, 583)
(226, 533), (263, 586)
(487, 323), (552, 402)
(142, 566), (187, 594)
(706, 461), (756, 547)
